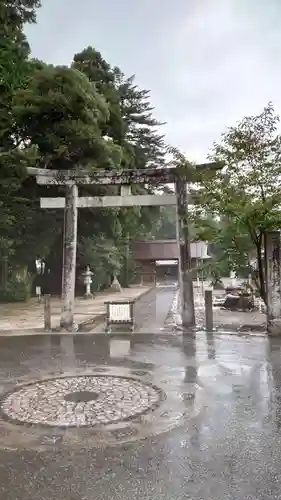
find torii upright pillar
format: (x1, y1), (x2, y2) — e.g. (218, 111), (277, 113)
(60, 183), (78, 329)
(175, 174), (195, 328)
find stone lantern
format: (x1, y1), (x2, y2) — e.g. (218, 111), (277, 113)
(82, 266), (93, 299)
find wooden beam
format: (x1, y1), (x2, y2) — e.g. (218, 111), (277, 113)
(40, 194), (177, 209)
(27, 163), (218, 186)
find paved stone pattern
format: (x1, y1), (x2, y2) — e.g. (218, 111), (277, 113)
(1, 376), (161, 427)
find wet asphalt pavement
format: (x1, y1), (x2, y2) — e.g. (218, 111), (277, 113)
(1, 286), (281, 499)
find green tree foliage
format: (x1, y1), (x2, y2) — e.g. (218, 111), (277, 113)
(0, 0), (41, 270)
(72, 49), (167, 168)
(13, 64), (121, 170)
(0, 0), (41, 148)
(149, 203), (203, 241)
(114, 69), (166, 169)
(148, 205), (177, 240)
(78, 236), (122, 293)
(70, 48), (168, 284)
(192, 104), (281, 301)
(1, 5), (171, 296)
(3, 55), (120, 277)
(113, 68), (167, 241)
(72, 47), (125, 145)
(193, 215), (253, 282)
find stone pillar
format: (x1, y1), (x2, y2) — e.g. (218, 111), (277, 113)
(120, 186), (131, 288)
(265, 230), (281, 335)
(176, 205), (183, 295)
(44, 294), (51, 331)
(60, 183), (78, 329)
(175, 174), (195, 328)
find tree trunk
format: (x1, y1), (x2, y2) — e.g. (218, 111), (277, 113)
(256, 241), (266, 303)
(1, 256), (8, 286)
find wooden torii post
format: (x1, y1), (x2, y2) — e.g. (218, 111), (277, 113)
(28, 164), (217, 330)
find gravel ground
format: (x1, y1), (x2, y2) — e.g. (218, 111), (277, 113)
(173, 285), (267, 332)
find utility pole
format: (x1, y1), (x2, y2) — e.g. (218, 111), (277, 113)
(175, 173), (195, 328)
(60, 183), (78, 329)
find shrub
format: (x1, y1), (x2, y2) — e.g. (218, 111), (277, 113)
(0, 276), (31, 303)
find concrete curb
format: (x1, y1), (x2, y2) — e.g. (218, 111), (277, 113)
(0, 286), (155, 337)
(0, 328), (50, 337)
(77, 313), (106, 332)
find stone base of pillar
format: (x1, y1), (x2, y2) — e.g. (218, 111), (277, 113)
(60, 310), (73, 330)
(59, 323), (79, 333)
(109, 276), (122, 292)
(84, 292), (94, 299)
(55, 322), (79, 333)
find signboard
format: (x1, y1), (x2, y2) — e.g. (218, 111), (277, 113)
(109, 303), (131, 322)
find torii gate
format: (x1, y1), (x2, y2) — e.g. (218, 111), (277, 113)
(27, 164), (217, 330)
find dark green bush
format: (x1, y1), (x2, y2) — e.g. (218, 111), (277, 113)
(0, 277), (31, 303)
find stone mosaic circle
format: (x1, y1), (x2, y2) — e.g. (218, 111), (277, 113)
(0, 375), (162, 427)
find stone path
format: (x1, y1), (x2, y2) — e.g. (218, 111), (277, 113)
(89, 285), (177, 334)
(0, 286), (152, 334)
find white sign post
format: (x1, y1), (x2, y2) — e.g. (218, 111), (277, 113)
(105, 300), (135, 333)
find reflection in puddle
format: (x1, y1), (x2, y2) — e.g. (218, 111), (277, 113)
(110, 339), (131, 358)
(60, 335), (76, 367)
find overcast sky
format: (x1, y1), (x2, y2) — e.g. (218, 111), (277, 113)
(25, 0), (281, 162)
